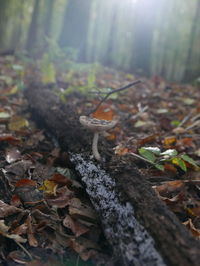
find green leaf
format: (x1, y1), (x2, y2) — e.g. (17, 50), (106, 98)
(138, 148), (156, 163)
(40, 54), (56, 84)
(161, 149), (178, 157)
(181, 154), (199, 168)
(171, 157), (187, 171)
(155, 164), (165, 171)
(171, 120), (181, 127)
(142, 147), (161, 155)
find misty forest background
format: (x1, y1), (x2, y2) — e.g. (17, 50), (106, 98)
(0, 0), (200, 82)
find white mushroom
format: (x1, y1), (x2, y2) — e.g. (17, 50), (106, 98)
(79, 116), (118, 161)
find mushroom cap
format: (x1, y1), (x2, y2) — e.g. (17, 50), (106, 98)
(79, 116), (118, 132)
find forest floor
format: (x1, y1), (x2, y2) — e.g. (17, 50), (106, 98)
(0, 55), (200, 265)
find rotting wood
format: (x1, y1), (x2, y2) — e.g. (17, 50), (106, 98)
(25, 84), (200, 266)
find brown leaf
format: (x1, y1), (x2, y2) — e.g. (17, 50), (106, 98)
(69, 237), (99, 261)
(5, 148), (21, 163)
(12, 223), (28, 235)
(0, 220), (27, 243)
(15, 179), (37, 187)
(92, 104), (115, 121)
(183, 219), (200, 239)
(11, 194), (22, 207)
(50, 173), (73, 186)
(69, 199), (97, 222)
(26, 215), (38, 247)
(63, 215), (89, 237)
(0, 200), (22, 218)
(0, 134), (21, 144)
(138, 134), (158, 145)
(153, 180), (185, 195)
(46, 186), (74, 208)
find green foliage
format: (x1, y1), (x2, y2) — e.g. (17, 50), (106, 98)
(40, 53), (56, 84)
(46, 38), (78, 62)
(138, 146), (199, 172)
(138, 148), (156, 163)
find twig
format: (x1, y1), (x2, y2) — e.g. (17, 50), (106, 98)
(179, 113), (192, 127)
(14, 240), (33, 260)
(87, 80), (141, 115)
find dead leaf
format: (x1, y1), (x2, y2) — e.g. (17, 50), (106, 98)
(5, 148), (21, 163)
(15, 179), (37, 187)
(69, 200), (97, 222)
(92, 104), (115, 121)
(26, 215), (38, 247)
(0, 220), (27, 243)
(39, 180), (58, 195)
(153, 180), (185, 195)
(163, 136), (176, 146)
(183, 219), (200, 238)
(46, 186), (74, 208)
(8, 116), (29, 131)
(49, 173), (72, 186)
(63, 215), (89, 237)
(69, 237), (99, 261)
(114, 145), (129, 155)
(0, 200), (22, 218)
(0, 134), (20, 144)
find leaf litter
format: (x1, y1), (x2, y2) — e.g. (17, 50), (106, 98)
(0, 55), (200, 264)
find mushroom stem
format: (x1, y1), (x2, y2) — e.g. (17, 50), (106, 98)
(92, 132), (101, 161)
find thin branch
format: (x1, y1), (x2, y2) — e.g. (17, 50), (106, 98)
(14, 240), (33, 260)
(87, 80), (141, 115)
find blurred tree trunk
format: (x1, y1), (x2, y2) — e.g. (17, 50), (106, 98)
(130, 0), (157, 76)
(10, 0), (25, 51)
(26, 0), (40, 53)
(59, 0), (92, 61)
(43, 0), (54, 39)
(0, 0), (11, 51)
(184, 0), (200, 81)
(103, 6), (117, 66)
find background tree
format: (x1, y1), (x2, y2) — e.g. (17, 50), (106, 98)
(59, 0), (92, 61)
(184, 0), (200, 81)
(26, 0), (41, 53)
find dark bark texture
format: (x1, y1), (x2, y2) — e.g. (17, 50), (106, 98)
(25, 84), (200, 266)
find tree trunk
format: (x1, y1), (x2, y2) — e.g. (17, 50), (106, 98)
(26, 0), (40, 53)
(184, 0), (200, 81)
(0, 0), (11, 51)
(43, 0), (54, 39)
(59, 0), (92, 61)
(25, 84), (200, 266)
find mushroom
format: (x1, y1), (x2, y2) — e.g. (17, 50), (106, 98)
(79, 116), (118, 161)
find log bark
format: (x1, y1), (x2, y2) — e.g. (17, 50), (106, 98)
(25, 84), (200, 266)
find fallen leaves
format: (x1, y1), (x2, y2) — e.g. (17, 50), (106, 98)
(0, 220), (27, 243)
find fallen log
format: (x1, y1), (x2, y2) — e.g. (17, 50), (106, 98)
(25, 84), (200, 266)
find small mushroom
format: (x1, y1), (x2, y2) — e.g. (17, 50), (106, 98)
(79, 116), (118, 161)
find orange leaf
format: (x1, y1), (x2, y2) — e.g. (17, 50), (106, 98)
(114, 145), (129, 156)
(177, 138), (195, 148)
(163, 136), (176, 146)
(164, 163), (178, 173)
(154, 180), (184, 195)
(15, 179), (37, 187)
(50, 173), (72, 186)
(92, 104), (115, 121)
